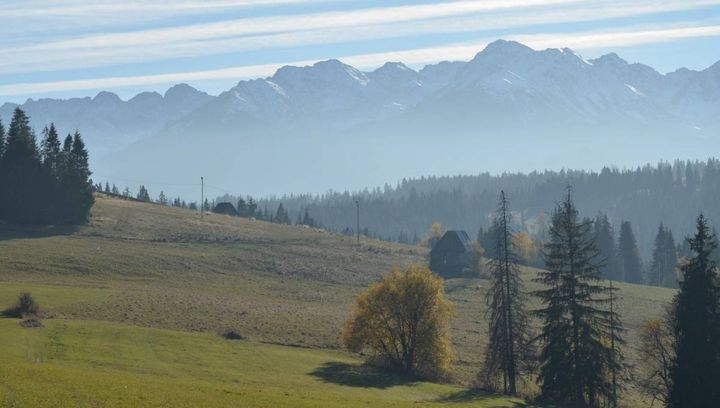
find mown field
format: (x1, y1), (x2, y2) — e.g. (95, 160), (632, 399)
(0, 195), (676, 406)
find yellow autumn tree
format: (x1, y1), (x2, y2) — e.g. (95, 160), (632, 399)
(513, 231), (539, 265)
(422, 222), (445, 248)
(342, 265), (455, 379)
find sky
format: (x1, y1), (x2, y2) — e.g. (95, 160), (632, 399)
(2, 0), (720, 103)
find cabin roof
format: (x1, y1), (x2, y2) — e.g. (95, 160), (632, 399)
(431, 230), (474, 254)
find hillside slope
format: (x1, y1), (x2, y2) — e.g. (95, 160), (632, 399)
(0, 195), (675, 406)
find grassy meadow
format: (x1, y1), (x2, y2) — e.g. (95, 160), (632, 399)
(0, 194), (676, 406)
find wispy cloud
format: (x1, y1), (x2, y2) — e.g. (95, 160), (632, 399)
(0, 0), (325, 17)
(3, 23), (719, 98)
(1, 0), (717, 76)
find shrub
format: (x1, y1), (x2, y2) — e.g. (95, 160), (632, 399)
(4, 292), (39, 318)
(342, 265), (455, 379)
(19, 315), (43, 328)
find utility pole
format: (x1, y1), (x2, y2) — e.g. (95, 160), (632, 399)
(355, 199), (360, 245)
(609, 279), (618, 408)
(201, 176), (204, 218)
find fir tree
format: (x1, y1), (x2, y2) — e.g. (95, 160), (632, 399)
(649, 223), (678, 288)
(40, 123), (61, 179)
(158, 191), (167, 205)
(593, 213), (620, 280)
(668, 215), (720, 407)
(618, 221), (643, 284)
(534, 189), (625, 407)
(137, 185), (150, 202)
(58, 132), (94, 223)
(0, 118), (5, 158)
(0, 108), (44, 224)
(482, 191), (533, 395)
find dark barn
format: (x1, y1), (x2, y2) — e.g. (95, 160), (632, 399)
(429, 230), (479, 278)
(213, 202), (239, 216)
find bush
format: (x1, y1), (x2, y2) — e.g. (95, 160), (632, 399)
(19, 315), (43, 328)
(342, 265), (455, 379)
(4, 292), (39, 318)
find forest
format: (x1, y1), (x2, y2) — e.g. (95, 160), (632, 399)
(0, 108), (94, 225)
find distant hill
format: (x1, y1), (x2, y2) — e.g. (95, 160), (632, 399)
(2, 40), (719, 197)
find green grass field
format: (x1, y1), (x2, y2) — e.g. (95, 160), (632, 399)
(0, 195), (676, 406)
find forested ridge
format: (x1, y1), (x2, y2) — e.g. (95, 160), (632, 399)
(246, 159), (720, 259)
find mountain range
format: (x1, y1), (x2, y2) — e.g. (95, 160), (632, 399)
(2, 40), (719, 198)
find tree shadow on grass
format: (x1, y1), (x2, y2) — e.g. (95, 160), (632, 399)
(310, 362), (417, 389)
(0, 224), (78, 241)
(434, 389), (536, 407)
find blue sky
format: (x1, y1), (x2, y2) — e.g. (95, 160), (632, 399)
(2, 0), (720, 103)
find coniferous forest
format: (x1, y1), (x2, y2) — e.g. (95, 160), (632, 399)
(0, 108), (94, 225)
(243, 160), (720, 285)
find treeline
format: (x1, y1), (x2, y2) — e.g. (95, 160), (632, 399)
(0, 108), (93, 225)
(250, 159), (720, 285)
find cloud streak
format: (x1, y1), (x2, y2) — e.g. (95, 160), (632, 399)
(1, 0), (718, 76)
(3, 23), (720, 98)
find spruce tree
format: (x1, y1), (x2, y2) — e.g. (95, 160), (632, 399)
(593, 213), (620, 280)
(0, 118), (5, 159)
(482, 191), (532, 395)
(0, 108), (43, 224)
(137, 185), (150, 202)
(668, 215), (720, 407)
(618, 221), (643, 284)
(40, 124), (61, 178)
(534, 190), (625, 407)
(649, 223), (678, 288)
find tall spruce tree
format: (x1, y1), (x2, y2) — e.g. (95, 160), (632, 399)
(59, 132), (94, 223)
(668, 215), (720, 407)
(618, 221), (643, 284)
(0, 108), (44, 224)
(0, 118), (5, 158)
(593, 213), (620, 280)
(40, 124), (61, 179)
(482, 191), (533, 395)
(649, 223), (678, 288)
(534, 190), (625, 407)
(137, 185), (150, 202)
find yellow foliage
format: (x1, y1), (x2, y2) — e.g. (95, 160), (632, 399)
(341, 265), (455, 379)
(422, 222), (445, 248)
(513, 232), (538, 264)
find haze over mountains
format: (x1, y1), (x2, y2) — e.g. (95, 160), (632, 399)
(2, 40), (719, 197)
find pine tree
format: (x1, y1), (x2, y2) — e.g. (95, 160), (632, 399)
(158, 191), (168, 205)
(137, 185), (150, 202)
(593, 213), (620, 280)
(534, 190), (625, 407)
(482, 191), (533, 395)
(0, 108), (44, 224)
(649, 223), (678, 288)
(275, 203), (290, 224)
(40, 123), (61, 179)
(618, 221), (643, 284)
(0, 118), (5, 159)
(58, 132), (94, 223)
(668, 215), (720, 407)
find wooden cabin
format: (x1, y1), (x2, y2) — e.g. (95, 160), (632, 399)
(429, 230), (479, 278)
(213, 202), (239, 216)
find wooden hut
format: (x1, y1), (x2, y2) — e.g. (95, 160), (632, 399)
(429, 230), (479, 278)
(213, 202), (239, 216)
